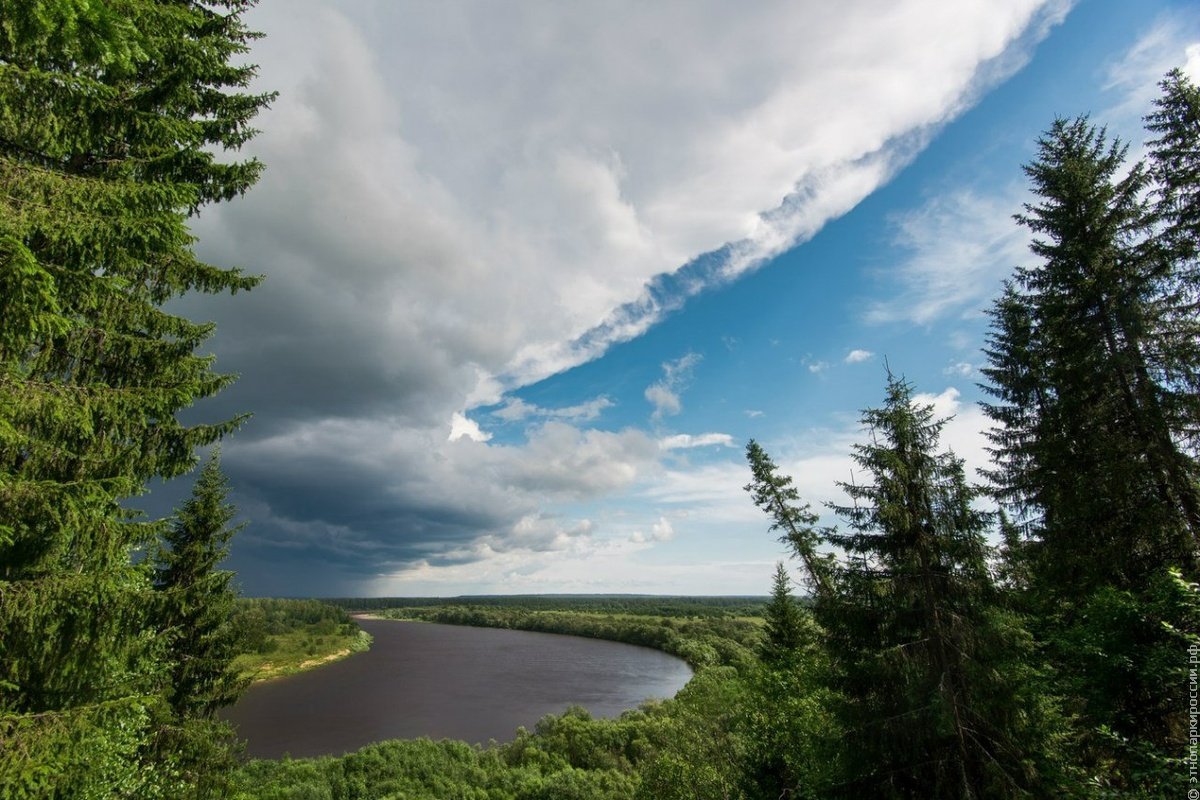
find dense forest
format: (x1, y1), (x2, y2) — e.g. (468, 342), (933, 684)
(1, 2), (1198, 798)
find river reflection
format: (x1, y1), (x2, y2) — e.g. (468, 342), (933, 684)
(224, 618), (693, 758)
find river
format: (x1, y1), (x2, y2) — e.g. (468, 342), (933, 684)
(224, 618), (693, 758)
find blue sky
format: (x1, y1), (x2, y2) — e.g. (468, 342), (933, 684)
(184, 0), (1200, 596)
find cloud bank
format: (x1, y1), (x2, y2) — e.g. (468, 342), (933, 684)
(184, 0), (1069, 594)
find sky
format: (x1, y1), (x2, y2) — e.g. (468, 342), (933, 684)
(174, 0), (1200, 597)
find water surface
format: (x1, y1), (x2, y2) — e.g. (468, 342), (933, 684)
(225, 618), (692, 758)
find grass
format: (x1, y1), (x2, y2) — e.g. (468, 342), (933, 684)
(233, 627), (372, 683)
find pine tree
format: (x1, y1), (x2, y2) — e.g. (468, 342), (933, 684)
(744, 441), (833, 599)
(0, 3), (271, 795)
(747, 377), (1059, 798)
(151, 451), (246, 799)
(761, 562), (807, 663)
(983, 116), (1199, 592)
(982, 102), (1200, 792)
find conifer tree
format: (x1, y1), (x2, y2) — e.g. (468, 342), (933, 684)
(0, 3), (271, 795)
(1147, 68), (1200, 462)
(151, 451), (246, 799)
(982, 99), (1200, 792)
(761, 562), (806, 663)
(983, 116), (1199, 590)
(1148, 69), (1200, 269)
(748, 377), (1058, 798)
(745, 441), (833, 599)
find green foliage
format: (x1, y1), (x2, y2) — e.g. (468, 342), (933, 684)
(155, 453), (246, 718)
(747, 376), (1065, 798)
(740, 653), (842, 800)
(335, 594), (768, 618)
(230, 599), (368, 681)
(379, 605), (761, 670)
(760, 562), (814, 662)
(150, 452), (247, 798)
(0, 1), (271, 793)
(982, 74), (1200, 793)
(983, 115), (1200, 592)
(744, 440), (833, 598)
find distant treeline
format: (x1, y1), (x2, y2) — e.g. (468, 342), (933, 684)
(329, 595), (770, 618)
(380, 606), (762, 669)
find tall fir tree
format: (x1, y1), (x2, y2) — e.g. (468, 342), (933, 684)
(983, 116), (1198, 591)
(748, 376), (1060, 798)
(760, 562), (807, 663)
(982, 97), (1200, 792)
(151, 451), (246, 799)
(744, 440), (833, 599)
(1146, 68), (1200, 463)
(0, 2), (271, 795)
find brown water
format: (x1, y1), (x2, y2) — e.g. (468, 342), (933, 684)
(224, 618), (693, 758)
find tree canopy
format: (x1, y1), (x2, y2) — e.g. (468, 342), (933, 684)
(0, 2), (271, 795)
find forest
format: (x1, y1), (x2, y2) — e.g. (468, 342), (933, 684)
(1, 2), (1198, 798)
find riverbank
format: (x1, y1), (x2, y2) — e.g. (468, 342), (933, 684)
(233, 627), (373, 683)
(230, 598), (374, 683)
(374, 604), (761, 669)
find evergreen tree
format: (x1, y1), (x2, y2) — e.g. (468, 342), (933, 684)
(151, 451), (246, 799)
(760, 562), (807, 663)
(1147, 68), (1200, 463)
(982, 101), (1200, 792)
(748, 377), (1059, 798)
(983, 116), (1199, 591)
(744, 441), (833, 599)
(0, 3), (271, 795)
(1148, 69), (1200, 269)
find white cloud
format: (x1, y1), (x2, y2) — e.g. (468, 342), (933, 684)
(645, 384), (682, 419)
(911, 387), (991, 481)
(1186, 43), (1200, 82)
(745, 409), (765, 418)
(1103, 18), (1200, 131)
(651, 517), (676, 542)
(807, 360), (830, 374)
(845, 348), (874, 364)
(944, 361), (975, 377)
(866, 186), (1031, 325)
(493, 396), (614, 423)
(208, 1), (1070, 410)
(448, 412), (491, 442)
(659, 433), (736, 450)
(646, 353), (702, 420)
(629, 516), (677, 545)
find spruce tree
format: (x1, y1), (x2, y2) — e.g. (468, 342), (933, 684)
(761, 562), (807, 663)
(982, 101), (1200, 792)
(1147, 68), (1200, 463)
(1148, 69), (1200, 268)
(0, 3), (271, 795)
(827, 376), (1054, 798)
(151, 451), (246, 799)
(745, 441), (833, 599)
(748, 377), (1058, 798)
